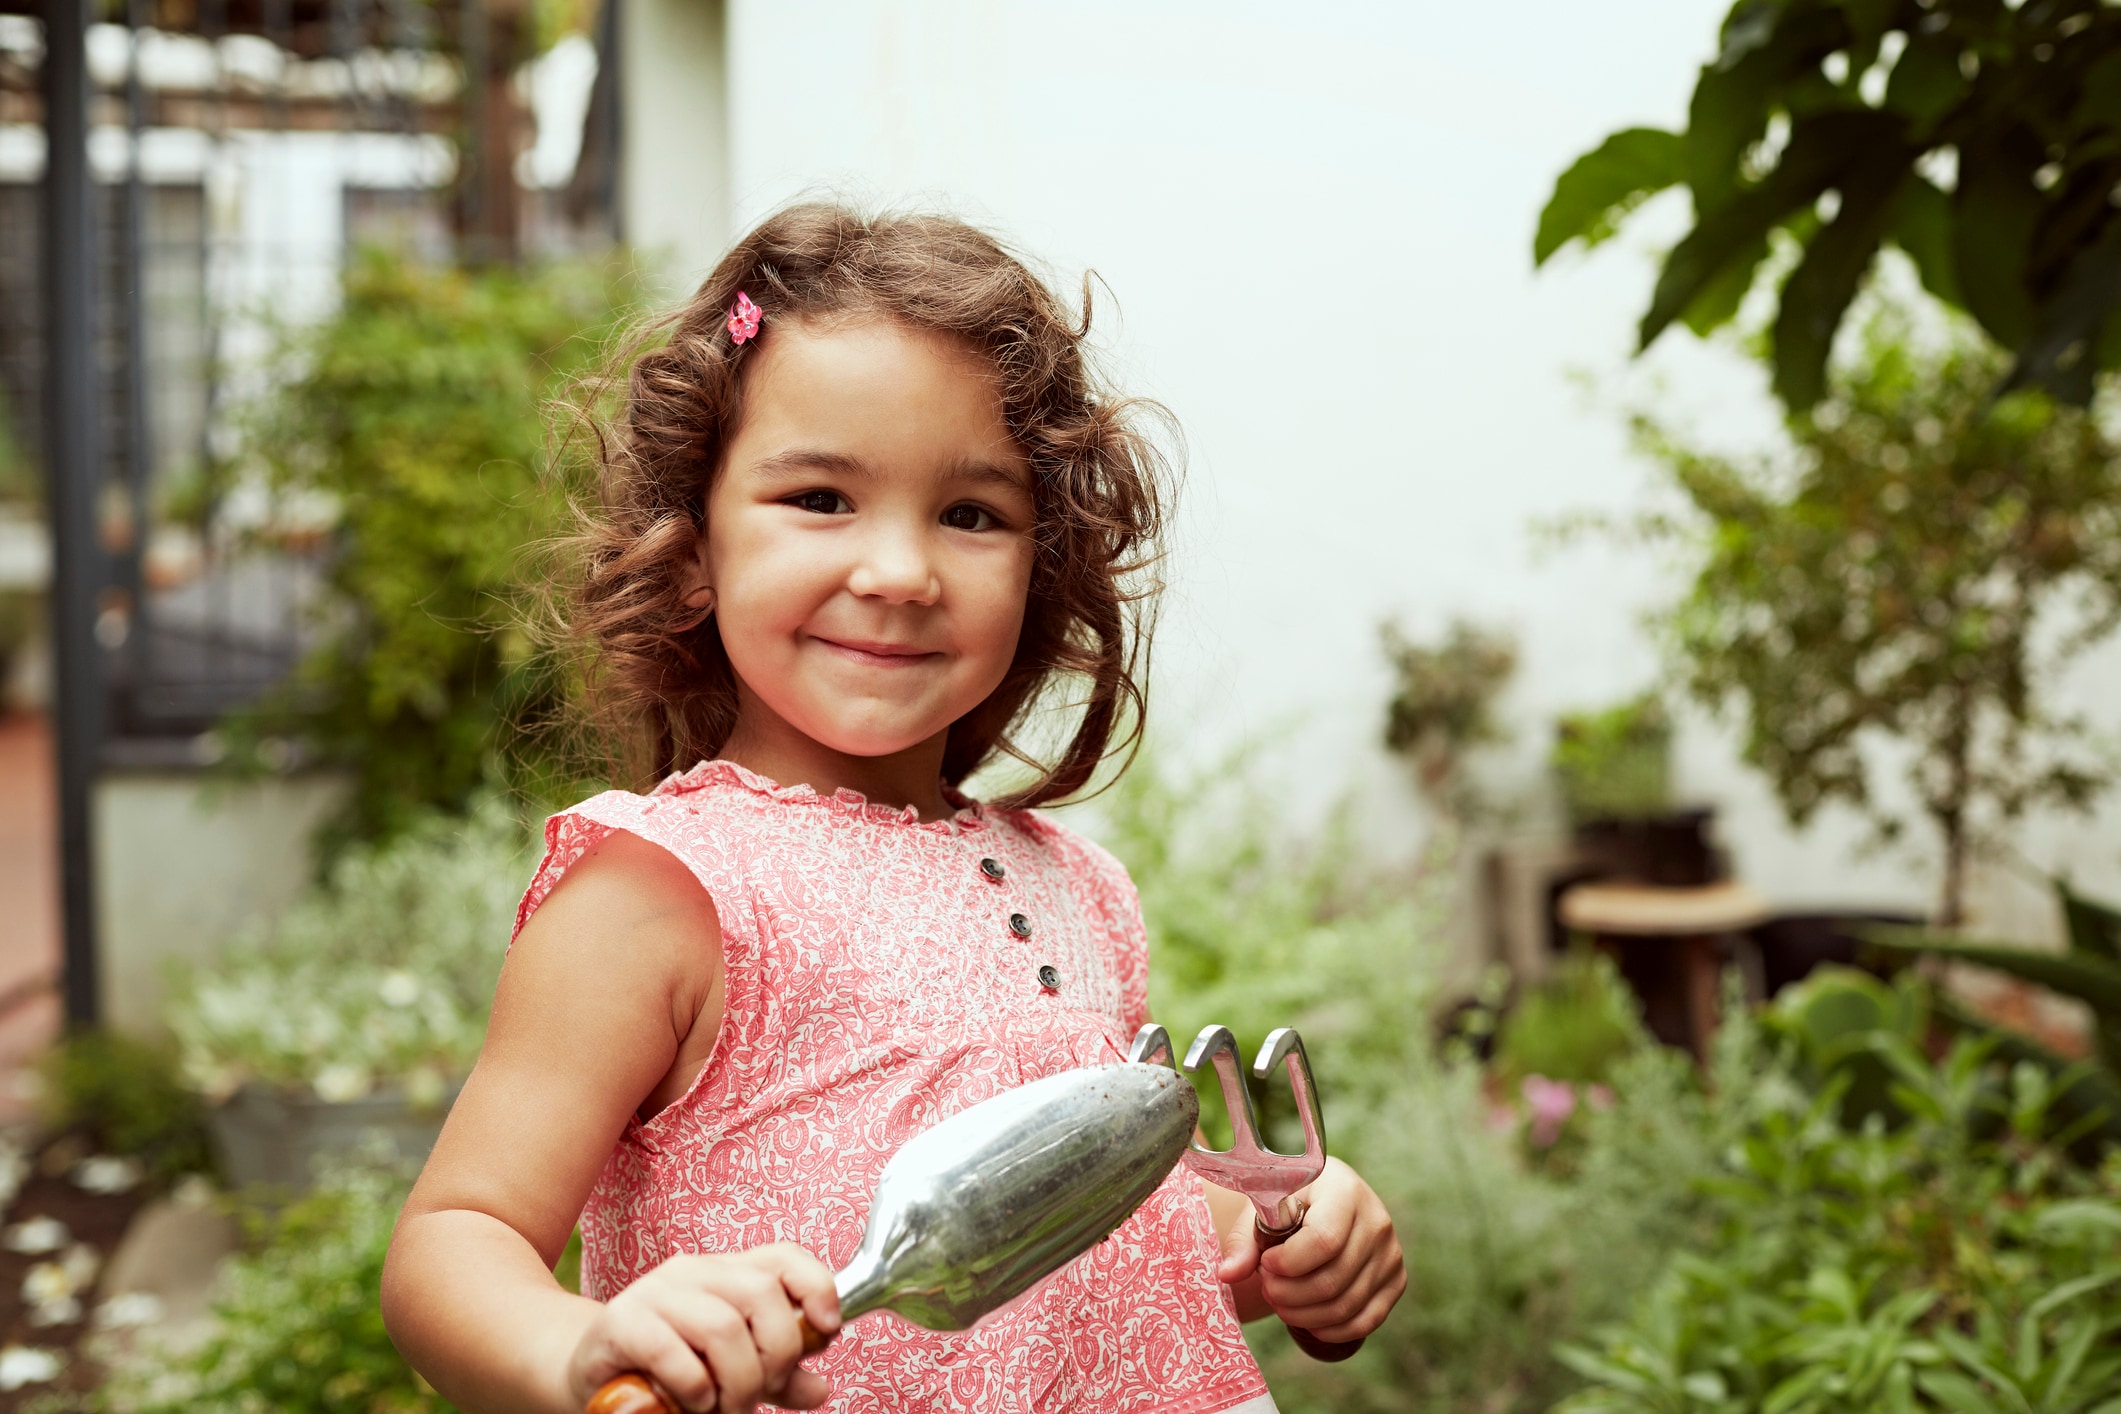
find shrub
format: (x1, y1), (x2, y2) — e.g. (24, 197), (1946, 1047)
(165, 799), (532, 1105)
(1555, 979), (2121, 1414)
(226, 249), (632, 851)
(36, 1031), (215, 1186)
(1096, 751), (1712, 1413)
(1493, 948), (1647, 1089)
(1627, 319), (2121, 925)
(1552, 695), (1671, 824)
(1380, 618), (1518, 816)
(100, 1165), (450, 1414)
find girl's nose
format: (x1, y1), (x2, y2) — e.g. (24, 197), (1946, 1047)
(846, 524), (943, 606)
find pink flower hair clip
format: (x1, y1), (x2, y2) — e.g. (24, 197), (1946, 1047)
(727, 290), (762, 345)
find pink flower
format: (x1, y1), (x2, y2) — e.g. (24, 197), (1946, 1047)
(727, 291), (762, 345)
(1521, 1074), (1578, 1148)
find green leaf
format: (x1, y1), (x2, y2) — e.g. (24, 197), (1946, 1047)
(1644, 109), (1904, 351)
(1840, 0), (1898, 51)
(1882, 35), (1968, 135)
(1865, 928), (2121, 1015)
(2041, 1311), (2101, 1405)
(1765, 1365), (1834, 1414)
(1555, 1343), (1661, 1396)
(1714, 0), (1782, 71)
(1952, 131), (2045, 348)
(1773, 156), (1914, 408)
(2072, 52), (2121, 133)
(1935, 1327), (2035, 1414)
(1889, 177), (1962, 307)
(2031, 1202), (2121, 1245)
(1917, 1369), (2007, 1414)
(1687, 4), (1848, 207)
(1536, 127), (1688, 265)
(1682, 233), (1772, 336)
(2058, 879), (2121, 965)
(2025, 1268), (2121, 1324)
(2002, 218), (2121, 406)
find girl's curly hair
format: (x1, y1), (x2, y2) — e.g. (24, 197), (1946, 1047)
(553, 202), (1173, 808)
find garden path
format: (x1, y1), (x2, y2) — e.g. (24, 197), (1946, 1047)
(0, 715), (59, 1123)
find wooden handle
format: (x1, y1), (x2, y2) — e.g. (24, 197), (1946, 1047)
(586, 1374), (677, 1414)
(1255, 1217), (1366, 1363)
(586, 1316), (834, 1414)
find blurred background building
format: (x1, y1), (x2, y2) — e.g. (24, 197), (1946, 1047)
(0, 0), (730, 1050)
(5, 0), (2117, 1045)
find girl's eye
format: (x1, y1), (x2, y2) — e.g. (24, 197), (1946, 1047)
(942, 504), (997, 532)
(793, 490), (851, 515)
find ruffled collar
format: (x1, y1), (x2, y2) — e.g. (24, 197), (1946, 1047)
(654, 758), (987, 833)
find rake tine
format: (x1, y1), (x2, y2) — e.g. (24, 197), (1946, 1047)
(1127, 1023), (1175, 1069)
(1184, 1024), (1266, 1157)
(1252, 1027), (1327, 1163)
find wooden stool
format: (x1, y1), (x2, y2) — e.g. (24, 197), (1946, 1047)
(1557, 880), (1770, 1062)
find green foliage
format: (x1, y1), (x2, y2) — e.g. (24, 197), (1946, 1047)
(1537, 0), (2121, 410)
(1635, 316), (2121, 924)
(103, 1165), (452, 1414)
(1867, 878), (2121, 1155)
(1765, 965), (1952, 1130)
(1096, 751), (1712, 1412)
(1100, 745), (1438, 1132)
(1553, 696), (1673, 824)
(1495, 949), (1648, 1088)
(1876, 878), (2121, 1074)
(165, 798), (532, 1103)
(1555, 991), (2121, 1414)
(36, 1031), (214, 1186)
(1534, 128), (1687, 267)
(0, 588), (39, 707)
(228, 249), (632, 849)
(1380, 619), (1518, 813)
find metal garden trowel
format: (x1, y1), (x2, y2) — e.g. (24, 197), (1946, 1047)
(588, 1060), (1200, 1414)
(1130, 1021), (1365, 1363)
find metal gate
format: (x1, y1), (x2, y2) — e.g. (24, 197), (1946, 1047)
(12, 0), (609, 1019)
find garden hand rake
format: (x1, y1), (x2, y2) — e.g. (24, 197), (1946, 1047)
(1129, 1022), (1365, 1363)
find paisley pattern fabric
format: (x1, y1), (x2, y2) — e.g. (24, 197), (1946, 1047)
(514, 760), (1270, 1414)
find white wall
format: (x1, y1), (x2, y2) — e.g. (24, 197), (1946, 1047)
(708, 1), (2121, 939)
(622, 0), (732, 292)
(96, 773), (349, 1034)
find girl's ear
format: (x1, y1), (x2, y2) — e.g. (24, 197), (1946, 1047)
(676, 533), (716, 624)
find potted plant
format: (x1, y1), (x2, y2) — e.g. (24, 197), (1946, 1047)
(167, 799), (530, 1190)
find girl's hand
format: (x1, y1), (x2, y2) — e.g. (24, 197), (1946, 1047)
(1215, 1158), (1405, 1342)
(565, 1245), (840, 1414)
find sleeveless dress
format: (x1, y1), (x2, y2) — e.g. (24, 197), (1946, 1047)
(513, 760), (1273, 1414)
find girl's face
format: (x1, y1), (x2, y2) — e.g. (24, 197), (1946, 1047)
(700, 315), (1036, 762)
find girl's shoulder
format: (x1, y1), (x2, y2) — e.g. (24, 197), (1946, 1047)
(1000, 803), (1131, 878)
(512, 767), (772, 947)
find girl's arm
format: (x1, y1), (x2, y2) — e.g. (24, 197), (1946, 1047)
(381, 831), (837, 1414)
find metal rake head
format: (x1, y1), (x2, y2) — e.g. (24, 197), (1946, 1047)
(1127, 1022), (1327, 1231)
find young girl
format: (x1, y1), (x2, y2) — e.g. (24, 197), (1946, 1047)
(381, 204), (1405, 1414)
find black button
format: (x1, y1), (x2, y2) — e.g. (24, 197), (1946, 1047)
(980, 857), (1006, 881)
(1037, 964), (1060, 990)
(1008, 913), (1033, 939)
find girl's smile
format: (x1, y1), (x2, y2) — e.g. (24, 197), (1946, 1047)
(695, 314), (1036, 812)
(810, 636), (943, 668)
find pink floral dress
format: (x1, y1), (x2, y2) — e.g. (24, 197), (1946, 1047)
(514, 761), (1273, 1414)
